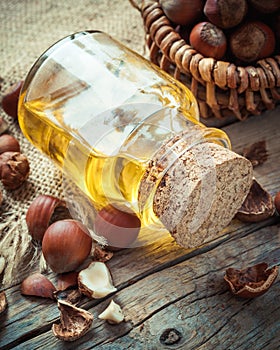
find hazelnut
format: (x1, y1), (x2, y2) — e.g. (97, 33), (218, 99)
(42, 219), (92, 273)
(160, 0), (204, 26)
(52, 300), (93, 341)
(0, 151), (30, 190)
(21, 273), (56, 299)
(0, 134), (20, 154)
(189, 21), (227, 60)
(94, 205), (141, 249)
(235, 179), (275, 222)
(224, 262), (278, 298)
(230, 21), (276, 63)
(26, 195), (71, 241)
(1, 81), (23, 120)
(204, 0), (248, 29)
(98, 300), (124, 324)
(78, 261), (117, 299)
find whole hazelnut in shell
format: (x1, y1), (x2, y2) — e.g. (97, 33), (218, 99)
(190, 22), (227, 60)
(1, 81), (23, 120)
(94, 205), (141, 249)
(204, 0), (248, 29)
(160, 0), (204, 26)
(42, 219), (92, 273)
(230, 21), (275, 63)
(0, 134), (20, 154)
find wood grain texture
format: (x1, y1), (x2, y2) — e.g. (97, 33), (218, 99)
(0, 107), (280, 349)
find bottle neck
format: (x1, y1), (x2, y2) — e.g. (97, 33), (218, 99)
(138, 123), (230, 217)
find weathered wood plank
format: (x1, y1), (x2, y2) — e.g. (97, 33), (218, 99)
(0, 95), (279, 349)
(1, 215), (279, 350)
(10, 223), (280, 349)
(224, 106), (280, 194)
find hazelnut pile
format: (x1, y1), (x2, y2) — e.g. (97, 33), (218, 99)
(159, 0), (279, 64)
(0, 81), (30, 191)
(21, 194), (125, 341)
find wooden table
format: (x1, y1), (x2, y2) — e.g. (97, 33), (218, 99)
(0, 108), (279, 349)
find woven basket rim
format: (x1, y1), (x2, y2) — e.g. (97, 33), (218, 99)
(140, 0), (280, 121)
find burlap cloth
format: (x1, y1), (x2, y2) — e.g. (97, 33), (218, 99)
(0, 0), (144, 287)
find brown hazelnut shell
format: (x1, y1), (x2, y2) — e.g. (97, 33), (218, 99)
(224, 262), (278, 298)
(242, 140), (268, 167)
(26, 195), (71, 241)
(235, 179), (275, 222)
(92, 245), (114, 262)
(0, 134), (20, 154)
(42, 219), (92, 274)
(189, 22), (227, 60)
(1, 81), (23, 120)
(0, 152), (29, 190)
(21, 273), (56, 299)
(52, 300), (93, 341)
(230, 21), (276, 63)
(204, 0), (248, 29)
(160, 0), (204, 26)
(94, 205), (141, 249)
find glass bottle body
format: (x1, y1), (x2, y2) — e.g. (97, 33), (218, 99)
(18, 31), (232, 247)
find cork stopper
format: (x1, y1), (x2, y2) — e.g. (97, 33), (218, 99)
(139, 137), (253, 249)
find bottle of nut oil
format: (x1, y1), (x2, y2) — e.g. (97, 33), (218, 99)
(18, 31), (252, 248)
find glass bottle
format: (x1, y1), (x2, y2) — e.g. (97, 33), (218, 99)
(18, 31), (252, 248)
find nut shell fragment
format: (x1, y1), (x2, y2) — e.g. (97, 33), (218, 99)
(98, 300), (124, 324)
(78, 261), (117, 299)
(57, 272), (78, 291)
(0, 291), (8, 314)
(93, 245), (114, 263)
(52, 300), (93, 341)
(242, 140), (268, 167)
(224, 262), (278, 298)
(236, 179), (275, 222)
(21, 273), (56, 299)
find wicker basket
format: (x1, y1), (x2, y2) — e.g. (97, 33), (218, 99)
(134, 0), (280, 125)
